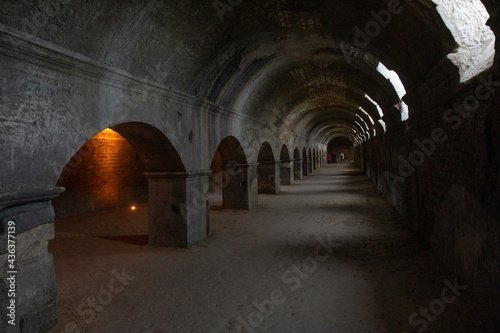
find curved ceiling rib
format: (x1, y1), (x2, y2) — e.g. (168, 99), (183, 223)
(2, 1), (492, 148)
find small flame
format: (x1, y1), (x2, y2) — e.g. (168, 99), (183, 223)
(131, 206), (136, 211)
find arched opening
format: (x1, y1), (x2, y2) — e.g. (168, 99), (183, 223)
(313, 148), (318, 170)
(208, 136), (256, 210)
(328, 137), (354, 164)
(257, 142), (280, 194)
(48, 122), (205, 331)
(50, 122), (190, 249)
(308, 148), (313, 173)
(207, 150), (224, 210)
(52, 128), (149, 221)
(279, 144), (293, 185)
(293, 146), (303, 180)
(302, 147), (309, 176)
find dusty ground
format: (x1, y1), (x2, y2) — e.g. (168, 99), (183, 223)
(48, 164), (495, 333)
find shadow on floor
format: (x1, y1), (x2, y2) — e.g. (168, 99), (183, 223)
(97, 234), (149, 245)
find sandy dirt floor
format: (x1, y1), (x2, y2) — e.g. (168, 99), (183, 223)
(48, 164), (495, 333)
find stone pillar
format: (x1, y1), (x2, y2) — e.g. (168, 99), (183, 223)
(257, 161), (280, 194)
(221, 163), (258, 210)
(145, 170), (210, 247)
(279, 159), (294, 185)
(294, 158), (303, 180)
(308, 156), (313, 173)
(302, 156), (309, 176)
(0, 187), (64, 331)
(313, 155), (318, 171)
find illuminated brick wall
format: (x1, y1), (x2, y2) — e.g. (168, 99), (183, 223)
(52, 129), (148, 218)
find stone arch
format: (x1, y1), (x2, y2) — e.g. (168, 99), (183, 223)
(49, 122), (210, 332)
(302, 147), (309, 176)
(279, 144), (293, 185)
(313, 148), (318, 170)
(207, 149), (224, 210)
(214, 136), (248, 165)
(308, 148), (313, 173)
(294, 147), (301, 160)
(257, 142), (280, 194)
(209, 136), (256, 210)
(293, 146), (303, 180)
(111, 122), (186, 172)
(52, 122), (197, 247)
(52, 128), (149, 219)
(280, 145), (290, 160)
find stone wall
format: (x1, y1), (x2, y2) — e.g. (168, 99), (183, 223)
(357, 64), (500, 318)
(0, 190), (62, 331)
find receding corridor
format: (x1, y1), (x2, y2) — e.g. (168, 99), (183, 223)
(48, 164), (492, 333)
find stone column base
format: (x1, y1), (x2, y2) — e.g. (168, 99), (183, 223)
(221, 163), (258, 210)
(0, 188), (64, 331)
(280, 159), (293, 185)
(294, 158), (303, 180)
(258, 161), (280, 194)
(144, 170), (210, 247)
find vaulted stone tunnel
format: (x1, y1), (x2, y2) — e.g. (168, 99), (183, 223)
(0, 0), (499, 331)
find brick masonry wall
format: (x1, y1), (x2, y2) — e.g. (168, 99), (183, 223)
(52, 129), (148, 218)
(358, 70), (500, 319)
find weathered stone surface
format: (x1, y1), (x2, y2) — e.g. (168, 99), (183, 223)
(293, 158), (303, 181)
(280, 160), (294, 185)
(257, 161), (281, 194)
(0, 0), (499, 331)
(0, 189), (62, 244)
(222, 164), (259, 210)
(356, 65), (500, 321)
(0, 224), (57, 332)
(433, 0), (496, 82)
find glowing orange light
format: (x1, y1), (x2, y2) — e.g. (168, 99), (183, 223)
(131, 206), (136, 211)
